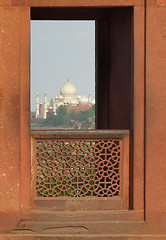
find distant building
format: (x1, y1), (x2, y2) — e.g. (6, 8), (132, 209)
(35, 79), (95, 119)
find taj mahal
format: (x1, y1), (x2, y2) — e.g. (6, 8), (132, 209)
(35, 79), (95, 119)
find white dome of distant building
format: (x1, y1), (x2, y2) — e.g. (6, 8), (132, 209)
(79, 95), (88, 105)
(60, 80), (77, 103)
(77, 95), (81, 99)
(59, 95), (63, 101)
(35, 80), (94, 119)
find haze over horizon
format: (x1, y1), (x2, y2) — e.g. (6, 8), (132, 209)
(31, 20), (95, 112)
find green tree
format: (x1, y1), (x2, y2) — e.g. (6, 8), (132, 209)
(56, 105), (67, 117)
(69, 110), (78, 121)
(43, 106), (67, 127)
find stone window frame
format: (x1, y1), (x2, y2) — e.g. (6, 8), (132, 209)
(20, 0), (145, 222)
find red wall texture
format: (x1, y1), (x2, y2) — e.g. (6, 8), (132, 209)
(0, 0), (166, 239)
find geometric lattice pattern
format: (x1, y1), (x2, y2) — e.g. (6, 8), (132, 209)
(35, 139), (121, 198)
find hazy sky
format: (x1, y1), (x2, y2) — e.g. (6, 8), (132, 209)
(31, 20), (95, 111)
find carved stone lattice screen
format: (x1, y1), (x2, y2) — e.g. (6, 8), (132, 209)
(31, 131), (129, 210)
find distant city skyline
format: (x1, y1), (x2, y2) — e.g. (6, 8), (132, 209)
(31, 20), (95, 111)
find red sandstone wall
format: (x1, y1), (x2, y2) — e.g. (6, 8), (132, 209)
(0, 0), (166, 238)
(66, 105), (92, 113)
(146, 0), (166, 219)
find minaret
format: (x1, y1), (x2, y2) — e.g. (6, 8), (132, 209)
(36, 93), (39, 118)
(53, 98), (57, 115)
(88, 92), (92, 105)
(43, 92), (48, 119)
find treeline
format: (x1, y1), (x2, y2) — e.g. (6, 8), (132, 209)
(43, 105), (95, 129)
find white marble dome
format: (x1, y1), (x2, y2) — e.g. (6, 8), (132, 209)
(59, 95), (63, 101)
(77, 95), (81, 99)
(60, 80), (77, 103)
(79, 95), (89, 105)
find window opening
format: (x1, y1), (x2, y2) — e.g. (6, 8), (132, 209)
(30, 7), (133, 210)
(30, 20), (95, 130)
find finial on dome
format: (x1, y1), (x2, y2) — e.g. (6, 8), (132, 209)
(67, 77), (69, 82)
